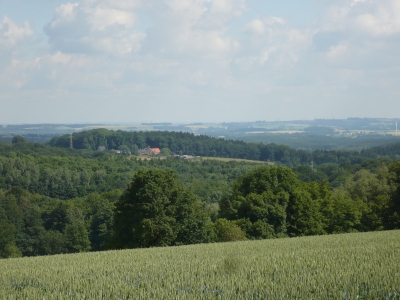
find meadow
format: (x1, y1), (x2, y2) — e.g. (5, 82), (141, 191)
(0, 230), (399, 299)
(133, 155), (273, 164)
(192, 156), (273, 164)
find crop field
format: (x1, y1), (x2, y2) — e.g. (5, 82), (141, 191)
(0, 231), (399, 299)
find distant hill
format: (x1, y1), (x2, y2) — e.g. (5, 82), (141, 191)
(49, 129), (400, 167)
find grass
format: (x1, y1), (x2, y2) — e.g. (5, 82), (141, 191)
(132, 155), (273, 164)
(133, 155), (167, 161)
(198, 156), (273, 164)
(0, 230), (399, 299)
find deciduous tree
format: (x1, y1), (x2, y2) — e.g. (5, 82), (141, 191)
(111, 169), (209, 249)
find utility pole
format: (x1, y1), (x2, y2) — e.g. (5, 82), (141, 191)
(396, 121), (398, 136)
(70, 133), (73, 149)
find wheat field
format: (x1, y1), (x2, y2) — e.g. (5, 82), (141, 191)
(1, 230), (399, 299)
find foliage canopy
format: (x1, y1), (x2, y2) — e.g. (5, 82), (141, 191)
(111, 169), (209, 249)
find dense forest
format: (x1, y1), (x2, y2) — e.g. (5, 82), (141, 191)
(50, 129), (400, 166)
(1, 132), (400, 258)
(233, 133), (400, 151)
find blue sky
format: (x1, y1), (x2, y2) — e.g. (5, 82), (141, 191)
(0, 0), (399, 123)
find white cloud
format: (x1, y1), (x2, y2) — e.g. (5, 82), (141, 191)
(55, 3), (78, 18)
(244, 19), (265, 34)
(43, 0), (247, 59)
(0, 57), (39, 89)
(50, 52), (72, 64)
(243, 17), (287, 36)
(259, 47), (276, 64)
(210, 0), (245, 15)
(326, 44), (348, 59)
(311, 0), (400, 70)
(140, 0), (245, 61)
(0, 16), (33, 50)
(44, 0), (145, 55)
(1, 0), (400, 123)
(317, 0), (400, 36)
(240, 16), (311, 68)
(87, 6), (137, 30)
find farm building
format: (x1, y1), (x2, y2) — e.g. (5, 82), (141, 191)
(139, 146), (161, 155)
(151, 148), (161, 154)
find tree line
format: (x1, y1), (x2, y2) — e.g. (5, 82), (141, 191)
(1, 136), (400, 258)
(0, 152), (261, 201)
(0, 137), (399, 201)
(49, 129), (400, 166)
(1, 163), (399, 258)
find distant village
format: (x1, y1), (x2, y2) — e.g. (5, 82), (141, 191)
(138, 146), (160, 155)
(97, 145), (193, 159)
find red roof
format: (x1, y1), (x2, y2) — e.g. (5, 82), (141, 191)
(151, 148), (161, 154)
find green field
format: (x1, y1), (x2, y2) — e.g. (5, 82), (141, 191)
(133, 155), (273, 164)
(194, 156), (273, 164)
(1, 231), (399, 299)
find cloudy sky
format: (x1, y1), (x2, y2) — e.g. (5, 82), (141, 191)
(1, 0), (399, 124)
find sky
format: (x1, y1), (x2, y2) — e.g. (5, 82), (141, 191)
(0, 0), (399, 124)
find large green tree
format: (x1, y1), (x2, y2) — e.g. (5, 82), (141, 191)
(219, 166), (295, 238)
(0, 220), (21, 258)
(343, 168), (393, 231)
(111, 169), (209, 249)
(220, 166), (325, 239)
(64, 207), (90, 253)
(387, 162), (400, 229)
(11, 135), (26, 144)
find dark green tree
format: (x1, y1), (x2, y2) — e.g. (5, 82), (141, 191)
(343, 168), (392, 231)
(12, 136), (26, 144)
(18, 206), (46, 256)
(40, 230), (66, 255)
(220, 166), (299, 238)
(286, 187), (325, 237)
(220, 166), (326, 239)
(64, 207), (90, 253)
(0, 220), (21, 258)
(161, 148), (172, 156)
(111, 169), (209, 249)
(387, 161), (400, 229)
(64, 221), (90, 253)
(321, 189), (365, 233)
(212, 218), (247, 242)
(85, 193), (114, 251)
(118, 145), (131, 156)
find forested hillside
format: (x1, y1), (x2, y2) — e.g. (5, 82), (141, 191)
(49, 129), (262, 160)
(2, 135), (399, 200)
(49, 129), (400, 166)
(1, 135), (400, 258)
(0, 140), (262, 201)
(234, 133), (400, 151)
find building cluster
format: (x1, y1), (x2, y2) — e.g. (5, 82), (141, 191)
(97, 146), (130, 154)
(138, 146), (161, 155)
(97, 145), (196, 158)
